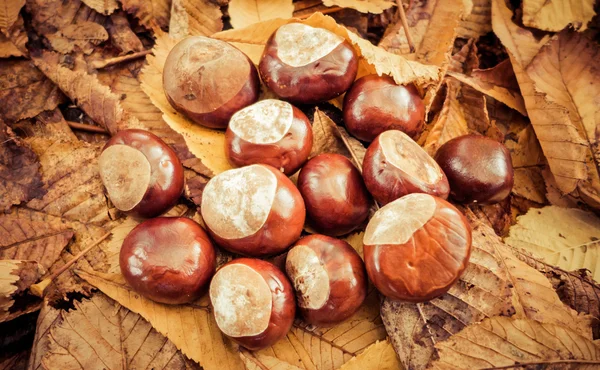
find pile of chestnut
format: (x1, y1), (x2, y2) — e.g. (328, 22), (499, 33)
(98, 23), (514, 351)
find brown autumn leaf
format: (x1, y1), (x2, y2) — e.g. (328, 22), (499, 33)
(46, 21), (109, 54)
(229, 0), (294, 29)
(338, 341), (401, 370)
(0, 260), (45, 316)
(323, 0), (395, 14)
(0, 123), (45, 211)
(0, 59), (65, 123)
(81, 0), (119, 15)
(27, 300), (61, 370)
(429, 316), (600, 369)
(522, 0), (596, 32)
(26, 0), (105, 36)
(39, 292), (201, 370)
(378, 0), (434, 56)
(471, 58), (519, 91)
(0, 0), (24, 34)
(0, 15), (27, 58)
(121, 0), (172, 30)
(456, 0), (492, 39)
(169, 0), (223, 39)
(0, 351), (28, 370)
(106, 11), (144, 54)
(448, 39), (479, 74)
(16, 108), (78, 142)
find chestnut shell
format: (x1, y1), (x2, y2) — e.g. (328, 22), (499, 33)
(120, 217), (216, 305)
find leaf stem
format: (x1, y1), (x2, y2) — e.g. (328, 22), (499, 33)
(396, 0), (415, 53)
(67, 121), (109, 134)
(90, 50), (152, 70)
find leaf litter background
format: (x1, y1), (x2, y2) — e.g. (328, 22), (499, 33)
(0, 0), (599, 369)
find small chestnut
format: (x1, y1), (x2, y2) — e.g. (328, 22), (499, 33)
(285, 234), (367, 326)
(259, 23), (358, 104)
(434, 134), (514, 204)
(201, 164), (305, 256)
(120, 217), (216, 304)
(163, 36), (259, 129)
(298, 154), (371, 236)
(362, 130), (450, 205)
(343, 74), (425, 142)
(225, 99), (313, 176)
(363, 193), (472, 302)
(210, 258), (295, 350)
(99, 129), (185, 218)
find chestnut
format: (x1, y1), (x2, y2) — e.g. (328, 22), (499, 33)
(343, 74), (425, 142)
(120, 217), (216, 304)
(201, 164), (305, 256)
(434, 134), (514, 204)
(210, 258), (295, 350)
(98, 129), (185, 218)
(163, 36), (259, 129)
(362, 130), (450, 205)
(225, 99), (313, 176)
(285, 234), (367, 326)
(259, 23), (358, 104)
(363, 193), (472, 302)
(298, 154), (371, 236)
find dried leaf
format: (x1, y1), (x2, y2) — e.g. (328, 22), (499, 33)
(182, 0), (223, 37)
(522, 0), (596, 32)
(456, 0), (491, 39)
(40, 292), (200, 370)
(0, 351), (28, 370)
(378, 0), (433, 56)
(229, 0), (294, 29)
(46, 21), (109, 54)
(310, 108), (352, 158)
(0, 15), (27, 57)
(106, 11), (144, 54)
(26, 0), (103, 36)
(81, 0), (118, 15)
(505, 206), (600, 282)
(338, 341), (401, 370)
(121, 0), (171, 30)
(322, 0), (394, 14)
(448, 39), (479, 74)
(0, 260), (45, 313)
(471, 58), (519, 91)
(0, 0), (24, 34)
(0, 124), (45, 211)
(0, 59), (64, 123)
(430, 317), (600, 369)
(240, 350), (302, 370)
(27, 301), (62, 370)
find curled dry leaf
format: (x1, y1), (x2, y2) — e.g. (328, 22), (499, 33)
(0, 0), (24, 34)
(81, 0), (118, 15)
(505, 206), (600, 282)
(0, 123), (45, 211)
(322, 0), (395, 15)
(0, 260), (45, 314)
(39, 292), (201, 370)
(121, 0), (171, 30)
(456, 0), (492, 39)
(46, 21), (109, 54)
(0, 15), (27, 58)
(522, 0), (596, 32)
(448, 38), (479, 74)
(106, 11), (144, 54)
(228, 0), (294, 29)
(338, 341), (401, 370)
(0, 59), (64, 123)
(471, 58), (519, 91)
(430, 316), (600, 369)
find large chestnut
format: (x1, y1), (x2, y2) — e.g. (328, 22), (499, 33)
(363, 193), (472, 302)
(210, 258), (295, 350)
(285, 234), (367, 325)
(163, 36), (259, 129)
(343, 75), (425, 142)
(98, 129), (184, 218)
(363, 130), (449, 205)
(259, 23), (358, 104)
(298, 154), (371, 236)
(434, 134), (514, 204)
(225, 99), (313, 176)
(120, 217), (216, 304)
(201, 164), (305, 256)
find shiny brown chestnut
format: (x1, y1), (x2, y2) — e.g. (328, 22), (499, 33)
(163, 36), (259, 129)
(120, 217), (216, 304)
(285, 234), (367, 326)
(343, 75), (425, 142)
(363, 194), (472, 302)
(201, 164), (305, 256)
(99, 129), (184, 218)
(259, 23), (358, 104)
(210, 258), (295, 350)
(434, 134), (514, 204)
(225, 99), (313, 176)
(298, 154), (371, 236)
(363, 130), (450, 205)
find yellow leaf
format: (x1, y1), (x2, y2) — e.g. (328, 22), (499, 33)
(240, 350), (303, 370)
(522, 0), (595, 32)
(81, 0), (118, 15)
(338, 341), (401, 370)
(169, 0), (223, 39)
(430, 317), (600, 369)
(505, 206), (600, 282)
(229, 0), (294, 29)
(322, 0), (395, 14)
(0, 0), (24, 34)
(457, 0), (492, 39)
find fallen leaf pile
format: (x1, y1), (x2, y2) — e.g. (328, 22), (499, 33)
(0, 0), (599, 369)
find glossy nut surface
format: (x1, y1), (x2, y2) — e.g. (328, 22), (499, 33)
(434, 134), (514, 204)
(259, 23), (358, 104)
(210, 258), (295, 350)
(285, 234), (367, 325)
(363, 130), (449, 205)
(225, 99), (313, 176)
(163, 36), (259, 129)
(363, 194), (472, 302)
(120, 217), (216, 304)
(99, 129), (184, 218)
(343, 75), (425, 142)
(201, 164), (305, 256)
(298, 154), (371, 236)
